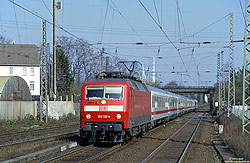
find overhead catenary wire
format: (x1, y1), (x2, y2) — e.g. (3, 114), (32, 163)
(13, 0), (21, 43)
(98, 0), (110, 43)
(40, 0), (60, 26)
(138, 0), (189, 74)
(153, 0), (160, 25)
(190, 14), (230, 38)
(0, 11), (3, 33)
(175, 0), (197, 69)
(109, 0), (157, 54)
(238, 0), (245, 20)
(8, 0), (104, 52)
(23, 10), (28, 43)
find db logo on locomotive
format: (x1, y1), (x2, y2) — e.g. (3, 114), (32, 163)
(99, 106), (108, 111)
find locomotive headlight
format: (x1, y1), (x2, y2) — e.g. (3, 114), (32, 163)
(116, 114), (121, 119)
(86, 114), (91, 119)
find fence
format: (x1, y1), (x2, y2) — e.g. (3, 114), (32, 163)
(0, 101), (38, 120)
(0, 100), (79, 120)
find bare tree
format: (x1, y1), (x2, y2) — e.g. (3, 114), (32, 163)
(56, 36), (100, 83)
(164, 80), (179, 88)
(0, 35), (11, 44)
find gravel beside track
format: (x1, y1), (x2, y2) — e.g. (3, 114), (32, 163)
(98, 112), (219, 163)
(0, 123), (79, 162)
(184, 118), (219, 162)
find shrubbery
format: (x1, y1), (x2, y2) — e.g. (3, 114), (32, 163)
(219, 113), (250, 160)
(0, 114), (79, 133)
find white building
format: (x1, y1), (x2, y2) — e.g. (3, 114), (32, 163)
(0, 44), (40, 98)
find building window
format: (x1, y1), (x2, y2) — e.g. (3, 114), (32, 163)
(23, 67), (27, 76)
(30, 81), (35, 90)
(30, 67), (34, 76)
(9, 67), (13, 75)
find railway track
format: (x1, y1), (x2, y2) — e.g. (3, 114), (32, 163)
(40, 113), (198, 163)
(0, 130), (78, 148)
(141, 116), (202, 163)
(41, 144), (122, 163)
(0, 123), (79, 162)
(0, 123), (79, 146)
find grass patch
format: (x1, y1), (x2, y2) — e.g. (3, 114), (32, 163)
(219, 113), (250, 161)
(0, 113), (79, 133)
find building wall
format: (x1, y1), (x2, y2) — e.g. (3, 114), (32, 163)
(0, 66), (40, 96)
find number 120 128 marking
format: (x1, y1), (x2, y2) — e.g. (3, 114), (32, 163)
(97, 115), (110, 118)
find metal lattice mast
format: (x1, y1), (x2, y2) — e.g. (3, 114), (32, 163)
(221, 51), (225, 111)
(217, 53), (221, 116)
(40, 20), (48, 123)
(228, 12), (236, 117)
(242, 0), (250, 135)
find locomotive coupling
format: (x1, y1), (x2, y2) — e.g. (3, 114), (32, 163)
(82, 124), (123, 132)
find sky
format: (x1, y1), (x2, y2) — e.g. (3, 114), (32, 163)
(0, 0), (246, 87)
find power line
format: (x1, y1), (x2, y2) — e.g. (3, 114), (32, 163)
(239, 0), (245, 20)
(40, 0), (61, 27)
(190, 14), (230, 38)
(13, 0), (21, 43)
(138, 0), (188, 74)
(99, 0), (110, 43)
(0, 11), (4, 33)
(109, 0), (157, 54)
(8, 0), (103, 52)
(23, 10), (28, 43)
(153, 0), (160, 25)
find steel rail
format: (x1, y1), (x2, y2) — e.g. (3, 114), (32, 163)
(177, 118), (202, 163)
(0, 130), (78, 148)
(141, 118), (194, 163)
(40, 145), (95, 163)
(81, 144), (122, 163)
(0, 123), (79, 137)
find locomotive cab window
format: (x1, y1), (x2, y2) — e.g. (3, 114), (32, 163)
(86, 86), (104, 99)
(105, 86), (123, 99)
(86, 86), (123, 99)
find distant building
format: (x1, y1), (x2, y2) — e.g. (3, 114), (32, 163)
(0, 44), (40, 98)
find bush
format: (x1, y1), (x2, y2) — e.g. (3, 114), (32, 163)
(219, 113), (250, 160)
(0, 114), (79, 133)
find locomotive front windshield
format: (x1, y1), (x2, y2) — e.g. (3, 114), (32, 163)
(86, 86), (123, 99)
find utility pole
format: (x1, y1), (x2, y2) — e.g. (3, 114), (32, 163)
(53, 0), (57, 100)
(40, 20), (48, 123)
(242, 0), (250, 135)
(106, 56), (109, 72)
(100, 48), (104, 73)
(228, 12), (235, 117)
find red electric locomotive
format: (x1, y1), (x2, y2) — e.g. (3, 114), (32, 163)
(80, 73), (151, 143)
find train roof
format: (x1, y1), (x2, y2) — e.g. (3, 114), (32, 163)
(86, 78), (150, 92)
(87, 78), (130, 83)
(147, 85), (197, 102)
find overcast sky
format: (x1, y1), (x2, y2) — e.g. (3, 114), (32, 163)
(0, 0), (246, 87)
